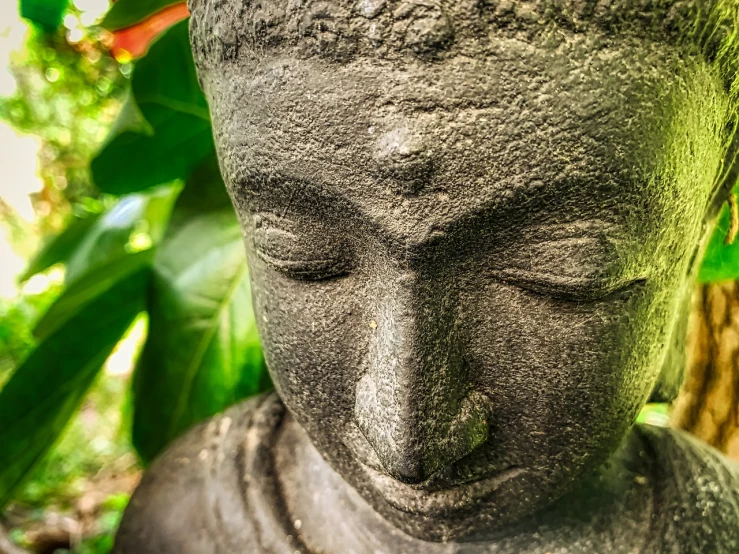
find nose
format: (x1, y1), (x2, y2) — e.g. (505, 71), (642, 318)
(354, 272), (490, 484)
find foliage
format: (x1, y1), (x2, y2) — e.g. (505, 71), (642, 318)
(103, 0), (184, 31)
(6, 333), (140, 551)
(0, 265), (147, 509)
(0, 0), (268, 513)
(18, 212), (102, 283)
(699, 203), (739, 282)
(0, 280), (62, 385)
(91, 21), (214, 195)
(132, 162), (267, 462)
(2, 7), (124, 234)
(20, 0), (70, 34)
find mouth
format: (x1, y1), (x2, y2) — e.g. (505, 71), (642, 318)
(362, 461), (524, 515)
(343, 422), (523, 514)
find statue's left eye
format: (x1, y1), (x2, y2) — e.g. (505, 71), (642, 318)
(491, 268), (647, 303)
(492, 230), (647, 302)
(252, 221), (352, 281)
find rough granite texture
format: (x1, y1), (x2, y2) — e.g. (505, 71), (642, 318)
(116, 0), (739, 551)
(115, 394), (739, 553)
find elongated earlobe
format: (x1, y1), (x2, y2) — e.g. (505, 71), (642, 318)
(649, 294), (690, 404)
(712, 123), (739, 214)
(649, 215), (713, 405)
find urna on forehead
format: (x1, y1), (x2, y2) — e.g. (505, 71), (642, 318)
(187, 0), (734, 66)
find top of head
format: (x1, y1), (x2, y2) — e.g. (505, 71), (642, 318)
(188, 1), (738, 77)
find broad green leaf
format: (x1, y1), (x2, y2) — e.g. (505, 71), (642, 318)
(100, 90), (153, 146)
(699, 203), (739, 283)
(91, 21), (215, 196)
(19, 0), (69, 33)
(132, 167), (268, 463)
(91, 111), (213, 196)
(34, 185), (180, 340)
(34, 250), (153, 340)
(128, 21), (208, 116)
(102, 0), (184, 31)
(65, 184), (181, 285)
(18, 212), (102, 283)
(0, 269), (147, 510)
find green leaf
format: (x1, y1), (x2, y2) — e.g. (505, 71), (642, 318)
(102, 0), (184, 31)
(699, 204), (739, 283)
(0, 269), (148, 510)
(65, 184), (181, 285)
(101, 90), (153, 145)
(19, 0), (69, 33)
(91, 111), (213, 196)
(128, 22), (208, 116)
(91, 21), (215, 196)
(34, 250), (154, 340)
(34, 185), (180, 340)
(132, 165), (268, 463)
(18, 212), (102, 283)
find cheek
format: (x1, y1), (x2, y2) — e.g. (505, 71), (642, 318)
(249, 262), (369, 430)
(462, 281), (674, 456)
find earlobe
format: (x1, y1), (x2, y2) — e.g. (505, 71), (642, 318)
(709, 121), (739, 219)
(649, 292), (690, 404)
(652, 120), (739, 405)
(648, 223), (710, 405)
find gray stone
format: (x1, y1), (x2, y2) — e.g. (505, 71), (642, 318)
(356, 0), (385, 19)
(115, 1), (739, 552)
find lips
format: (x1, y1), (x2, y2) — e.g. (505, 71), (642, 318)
(363, 462), (524, 515)
(343, 421), (522, 514)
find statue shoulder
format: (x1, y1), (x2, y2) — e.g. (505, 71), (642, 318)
(636, 424), (739, 553)
(113, 393), (285, 554)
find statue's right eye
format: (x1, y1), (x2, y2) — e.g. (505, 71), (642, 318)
(252, 218), (352, 281)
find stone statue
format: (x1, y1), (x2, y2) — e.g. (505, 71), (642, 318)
(114, 1), (739, 552)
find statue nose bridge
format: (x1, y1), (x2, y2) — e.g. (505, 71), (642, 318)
(368, 272), (463, 408)
(355, 274), (487, 483)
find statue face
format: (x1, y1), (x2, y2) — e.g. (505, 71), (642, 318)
(199, 34), (729, 539)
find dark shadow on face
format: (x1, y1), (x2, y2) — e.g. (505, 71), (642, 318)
(198, 32), (730, 539)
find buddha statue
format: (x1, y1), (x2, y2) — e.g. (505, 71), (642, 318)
(113, 1), (739, 552)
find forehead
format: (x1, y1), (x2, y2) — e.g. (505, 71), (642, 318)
(201, 35), (726, 235)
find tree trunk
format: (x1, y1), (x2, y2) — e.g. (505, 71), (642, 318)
(672, 282), (739, 459)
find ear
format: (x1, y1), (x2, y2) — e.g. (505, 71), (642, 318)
(649, 284), (691, 404)
(650, 123), (739, 404)
(706, 121), (739, 220)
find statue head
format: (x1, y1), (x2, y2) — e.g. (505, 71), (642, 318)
(188, 0), (739, 541)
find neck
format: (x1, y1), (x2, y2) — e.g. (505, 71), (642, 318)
(273, 413), (657, 554)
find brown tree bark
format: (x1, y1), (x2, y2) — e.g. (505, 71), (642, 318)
(672, 282), (739, 460)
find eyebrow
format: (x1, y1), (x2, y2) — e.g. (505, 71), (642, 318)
(234, 166), (626, 255)
(229, 167), (363, 220)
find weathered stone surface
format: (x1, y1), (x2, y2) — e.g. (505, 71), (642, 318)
(116, 1), (739, 552)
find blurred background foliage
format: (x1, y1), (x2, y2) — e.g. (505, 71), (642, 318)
(0, 0), (738, 552)
(0, 0), (268, 551)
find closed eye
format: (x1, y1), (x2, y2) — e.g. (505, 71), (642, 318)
(252, 217), (352, 281)
(255, 249), (350, 281)
(492, 268), (647, 302)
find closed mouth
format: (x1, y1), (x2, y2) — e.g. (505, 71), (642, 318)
(362, 462), (524, 515)
(343, 421), (522, 514)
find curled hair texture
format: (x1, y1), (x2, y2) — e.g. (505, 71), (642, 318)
(187, 0), (739, 138)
